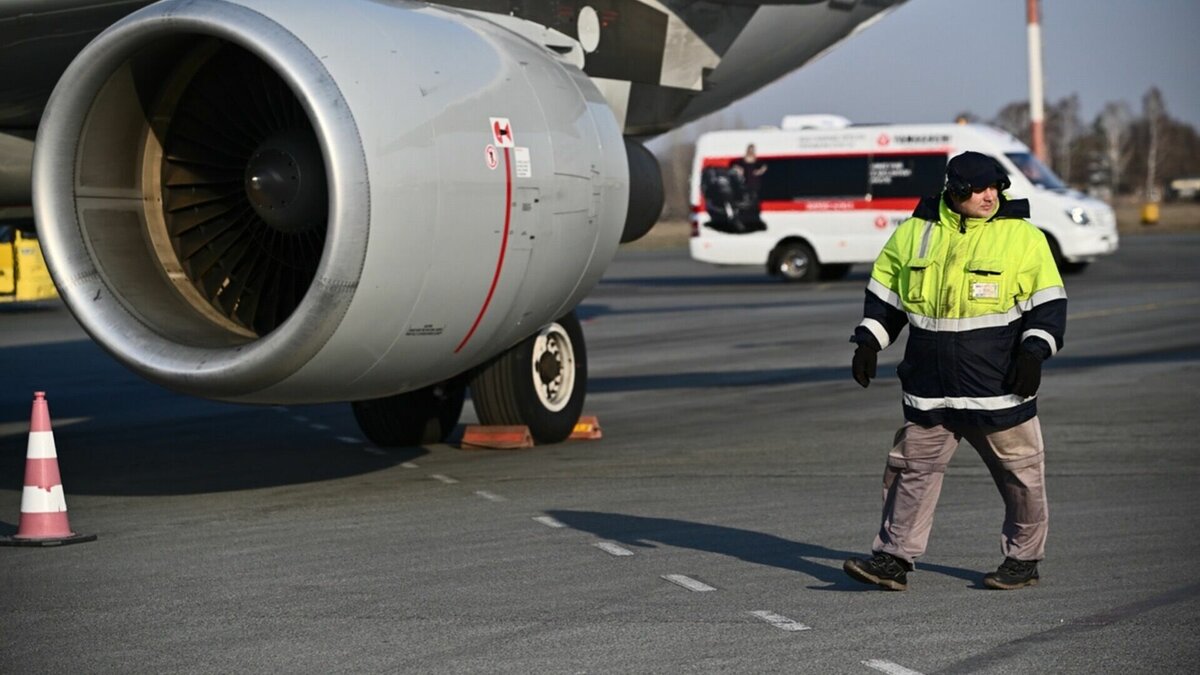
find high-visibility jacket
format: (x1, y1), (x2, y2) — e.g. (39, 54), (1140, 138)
(853, 193), (1067, 428)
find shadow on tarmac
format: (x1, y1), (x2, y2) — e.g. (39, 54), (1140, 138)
(547, 510), (984, 590)
(0, 341), (431, 497)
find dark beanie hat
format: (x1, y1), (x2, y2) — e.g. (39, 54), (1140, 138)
(946, 151), (1010, 192)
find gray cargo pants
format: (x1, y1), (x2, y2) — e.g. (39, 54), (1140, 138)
(872, 416), (1048, 564)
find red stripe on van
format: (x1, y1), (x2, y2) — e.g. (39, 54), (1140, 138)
(699, 149), (949, 169)
(758, 198), (919, 212)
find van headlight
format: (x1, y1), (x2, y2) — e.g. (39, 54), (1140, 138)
(1066, 206), (1091, 225)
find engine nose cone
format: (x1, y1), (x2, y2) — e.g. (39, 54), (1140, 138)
(244, 129), (327, 234)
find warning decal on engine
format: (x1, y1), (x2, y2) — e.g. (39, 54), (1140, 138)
(490, 117), (514, 147)
(513, 147), (531, 178)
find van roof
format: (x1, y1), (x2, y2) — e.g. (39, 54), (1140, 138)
(695, 123), (1029, 156)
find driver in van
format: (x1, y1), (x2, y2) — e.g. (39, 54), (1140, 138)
(843, 151), (1066, 591)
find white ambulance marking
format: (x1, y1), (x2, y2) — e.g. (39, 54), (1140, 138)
(749, 610), (811, 632)
(430, 474), (459, 485)
(662, 574), (716, 592)
(593, 542), (634, 557)
(533, 516), (566, 529)
(474, 490), (506, 502)
(862, 659), (925, 675)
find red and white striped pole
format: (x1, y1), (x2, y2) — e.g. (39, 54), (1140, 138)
(1027, 0), (1048, 163)
(0, 392), (95, 546)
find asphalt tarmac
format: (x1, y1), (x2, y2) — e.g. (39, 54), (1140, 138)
(2, 234), (1198, 673)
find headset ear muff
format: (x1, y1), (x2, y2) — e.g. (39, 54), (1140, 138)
(946, 172), (971, 200)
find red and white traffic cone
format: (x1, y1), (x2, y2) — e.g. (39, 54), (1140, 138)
(0, 392), (95, 547)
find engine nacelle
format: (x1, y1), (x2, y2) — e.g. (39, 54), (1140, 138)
(34, 0), (628, 403)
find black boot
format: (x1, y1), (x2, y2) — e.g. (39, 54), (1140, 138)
(844, 552), (910, 591)
(984, 557), (1040, 590)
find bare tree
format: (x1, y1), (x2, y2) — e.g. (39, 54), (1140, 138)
(1097, 101), (1134, 195)
(1047, 94), (1081, 182)
(991, 102), (1032, 146)
(1143, 87), (1165, 200)
(655, 128), (695, 221)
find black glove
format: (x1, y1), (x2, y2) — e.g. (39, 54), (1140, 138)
(1006, 350), (1043, 397)
(852, 343), (878, 388)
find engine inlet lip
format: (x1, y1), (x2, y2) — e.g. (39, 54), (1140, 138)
(32, 0), (369, 399)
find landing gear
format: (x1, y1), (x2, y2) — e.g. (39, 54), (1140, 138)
(470, 311), (587, 444)
(351, 379), (466, 447)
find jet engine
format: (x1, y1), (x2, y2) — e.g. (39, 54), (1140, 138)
(34, 0), (628, 441)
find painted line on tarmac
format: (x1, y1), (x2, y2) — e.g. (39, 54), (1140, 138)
(431, 474), (459, 484)
(291, 415), (309, 423)
(749, 610), (810, 632)
(401, 462), (419, 469)
(662, 574), (716, 592)
(337, 436), (362, 444)
(1071, 297), (1200, 321)
(862, 659), (924, 675)
(363, 447), (388, 457)
(533, 516), (566, 529)
(593, 542), (634, 557)
(475, 490), (507, 502)
(309, 423), (331, 431)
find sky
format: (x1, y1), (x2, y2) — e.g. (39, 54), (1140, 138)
(660, 0), (1200, 142)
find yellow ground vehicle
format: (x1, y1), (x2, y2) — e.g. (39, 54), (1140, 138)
(0, 224), (59, 303)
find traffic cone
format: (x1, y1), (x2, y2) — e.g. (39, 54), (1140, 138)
(0, 392), (96, 547)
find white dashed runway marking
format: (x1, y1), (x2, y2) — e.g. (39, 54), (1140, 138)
(593, 542), (634, 557)
(749, 610), (811, 632)
(662, 574), (716, 592)
(863, 659), (925, 675)
(533, 516), (566, 529)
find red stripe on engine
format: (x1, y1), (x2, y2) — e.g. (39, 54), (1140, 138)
(455, 147), (512, 354)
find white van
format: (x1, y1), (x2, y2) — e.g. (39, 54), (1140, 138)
(688, 118), (1119, 281)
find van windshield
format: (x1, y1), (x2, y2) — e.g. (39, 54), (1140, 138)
(1005, 152), (1067, 191)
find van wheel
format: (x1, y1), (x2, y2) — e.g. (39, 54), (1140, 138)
(351, 379), (466, 447)
(771, 242), (820, 282)
(469, 312), (587, 444)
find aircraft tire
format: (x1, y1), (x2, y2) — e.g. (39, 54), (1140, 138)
(351, 379), (466, 447)
(470, 311), (587, 444)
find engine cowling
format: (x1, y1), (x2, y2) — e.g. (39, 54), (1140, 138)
(33, 0), (628, 403)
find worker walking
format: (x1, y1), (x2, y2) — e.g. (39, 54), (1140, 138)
(844, 151), (1066, 591)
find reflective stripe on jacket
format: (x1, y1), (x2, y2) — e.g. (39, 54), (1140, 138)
(853, 192), (1067, 427)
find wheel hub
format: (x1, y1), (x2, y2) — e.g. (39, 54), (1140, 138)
(536, 351), (561, 384)
(530, 322), (576, 413)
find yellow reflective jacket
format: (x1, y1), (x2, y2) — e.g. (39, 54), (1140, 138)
(853, 193), (1067, 427)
